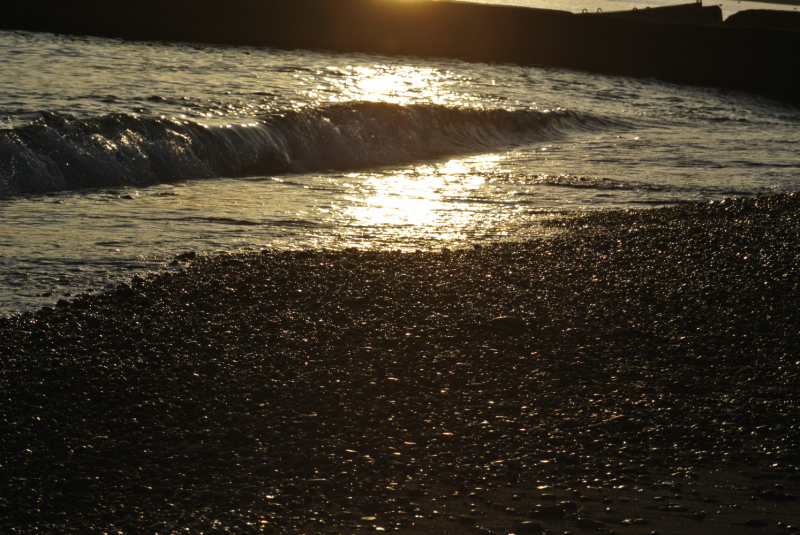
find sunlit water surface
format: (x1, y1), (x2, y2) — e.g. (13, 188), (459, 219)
(1, 1), (800, 315)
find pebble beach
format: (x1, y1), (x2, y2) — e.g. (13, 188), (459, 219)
(2, 192), (799, 534)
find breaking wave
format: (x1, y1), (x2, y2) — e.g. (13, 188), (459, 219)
(0, 102), (618, 196)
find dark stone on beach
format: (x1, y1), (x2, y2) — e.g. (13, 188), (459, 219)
(576, 518), (607, 530)
(529, 505), (566, 519)
(283, 484), (302, 495)
(115, 282), (136, 298)
(304, 478), (336, 490)
(763, 492), (798, 501)
(513, 521), (543, 533)
(737, 519), (769, 527)
(223, 428), (247, 443)
(622, 518), (649, 525)
(490, 316), (527, 332)
(561, 501), (579, 511)
(238, 490), (256, 504)
(252, 463), (270, 474)
(176, 251), (197, 261)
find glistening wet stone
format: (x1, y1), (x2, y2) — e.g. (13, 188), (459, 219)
(1, 192), (800, 533)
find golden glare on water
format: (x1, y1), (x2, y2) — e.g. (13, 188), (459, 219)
(339, 153), (525, 245)
(302, 64), (486, 108)
(351, 66), (433, 105)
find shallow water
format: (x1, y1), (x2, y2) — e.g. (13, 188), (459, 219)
(1, 0), (800, 316)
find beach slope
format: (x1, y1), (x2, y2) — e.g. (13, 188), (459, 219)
(2, 193), (800, 533)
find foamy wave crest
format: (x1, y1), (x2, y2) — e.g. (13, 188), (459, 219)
(0, 102), (615, 196)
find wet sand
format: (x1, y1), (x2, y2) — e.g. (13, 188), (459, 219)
(1, 193), (799, 534)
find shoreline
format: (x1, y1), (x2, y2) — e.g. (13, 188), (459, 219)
(2, 193), (799, 534)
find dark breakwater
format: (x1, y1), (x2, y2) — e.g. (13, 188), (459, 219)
(2, 0), (799, 103)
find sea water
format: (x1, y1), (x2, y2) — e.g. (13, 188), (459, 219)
(1, 0), (800, 316)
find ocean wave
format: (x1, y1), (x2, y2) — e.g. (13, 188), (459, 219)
(0, 102), (618, 197)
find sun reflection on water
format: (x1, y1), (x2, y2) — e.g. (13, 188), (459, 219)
(301, 64), (489, 108)
(338, 153), (523, 245)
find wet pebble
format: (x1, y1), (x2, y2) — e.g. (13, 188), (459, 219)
(576, 518), (606, 530)
(513, 521), (544, 533)
(3, 192), (800, 533)
(736, 520), (769, 527)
